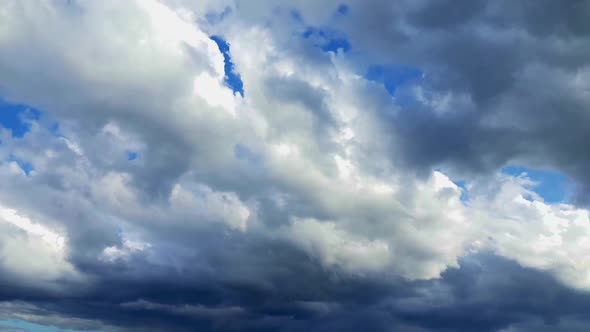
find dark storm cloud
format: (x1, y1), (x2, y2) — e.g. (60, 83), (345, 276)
(395, 254), (590, 332)
(325, 0), (590, 197)
(4, 251), (590, 332)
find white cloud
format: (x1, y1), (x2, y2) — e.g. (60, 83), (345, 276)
(0, 204), (78, 285)
(468, 173), (590, 290)
(285, 218), (393, 274)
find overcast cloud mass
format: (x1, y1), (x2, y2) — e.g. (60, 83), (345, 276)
(1, 1), (590, 331)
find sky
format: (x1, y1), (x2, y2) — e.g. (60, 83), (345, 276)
(0, 1), (590, 331)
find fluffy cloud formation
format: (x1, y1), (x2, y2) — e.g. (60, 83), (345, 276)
(0, 1), (590, 331)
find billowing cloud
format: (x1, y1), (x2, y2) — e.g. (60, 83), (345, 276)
(0, 1), (590, 331)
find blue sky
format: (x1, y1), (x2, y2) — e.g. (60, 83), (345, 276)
(210, 36), (244, 97)
(0, 320), (100, 332)
(302, 27), (351, 53)
(503, 165), (572, 203)
(0, 99), (40, 138)
(0, 99), (39, 175)
(365, 65), (422, 96)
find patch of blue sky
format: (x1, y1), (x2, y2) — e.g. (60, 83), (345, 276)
(436, 167), (470, 203)
(0, 319), (102, 332)
(0, 98), (41, 138)
(126, 151), (138, 161)
(502, 165), (571, 203)
(337, 4), (349, 15)
(302, 27), (351, 53)
(14, 158), (33, 175)
(451, 179), (469, 203)
(365, 64), (423, 96)
(210, 36), (245, 97)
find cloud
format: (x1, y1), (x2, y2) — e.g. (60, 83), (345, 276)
(0, 1), (590, 331)
(324, 0), (590, 198)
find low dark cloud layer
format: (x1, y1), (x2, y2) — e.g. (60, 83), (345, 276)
(4, 252), (590, 332)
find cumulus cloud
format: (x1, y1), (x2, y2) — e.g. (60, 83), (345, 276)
(0, 1), (589, 331)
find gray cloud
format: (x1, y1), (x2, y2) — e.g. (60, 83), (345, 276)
(1, 1), (590, 331)
(321, 0), (590, 198)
